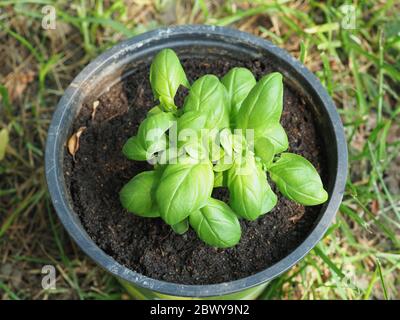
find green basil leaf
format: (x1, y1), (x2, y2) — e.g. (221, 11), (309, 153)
(209, 139), (225, 162)
(171, 219), (189, 235)
(254, 137), (275, 168)
(176, 112), (210, 161)
(138, 112), (176, 149)
(179, 139), (208, 162)
(123, 112), (175, 161)
(156, 162), (214, 225)
(219, 128), (234, 156)
(221, 67), (256, 125)
(237, 72), (283, 134)
(213, 171), (225, 187)
(212, 147), (234, 173)
(119, 171), (161, 217)
(219, 129), (247, 159)
(189, 198), (241, 248)
(147, 105), (163, 117)
(150, 48), (189, 111)
(213, 161), (233, 172)
(183, 75), (230, 129)
(258, 166), (277, 214)
(227, 154), (275, 220)
(156, 146), (183, 165)
(257, 122), (288, 153)
(268, 153), (328, 205)
(177, 111), (207, 133)
(122, 136), (148, 161)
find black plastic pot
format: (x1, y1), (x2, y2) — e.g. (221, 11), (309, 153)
(45, 25), (347, 299)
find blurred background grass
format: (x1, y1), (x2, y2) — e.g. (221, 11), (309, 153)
(0, 0), (399, 300)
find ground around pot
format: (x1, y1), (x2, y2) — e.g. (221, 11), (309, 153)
(1, 1), (398, 299)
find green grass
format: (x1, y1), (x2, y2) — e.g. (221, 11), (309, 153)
(0, 0), (399, 300)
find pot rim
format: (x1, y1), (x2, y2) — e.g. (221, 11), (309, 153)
(45, 24), (348, 297)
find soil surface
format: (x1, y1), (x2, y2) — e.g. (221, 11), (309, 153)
(63, 56), (327, 285)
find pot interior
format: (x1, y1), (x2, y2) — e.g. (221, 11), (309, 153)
(48, 26), (345, 296)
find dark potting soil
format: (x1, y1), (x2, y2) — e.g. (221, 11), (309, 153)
(63, 57), (327, 285)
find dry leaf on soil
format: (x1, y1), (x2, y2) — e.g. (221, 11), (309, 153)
(91, 100), (100, 120)
(67, 127), (86, 159)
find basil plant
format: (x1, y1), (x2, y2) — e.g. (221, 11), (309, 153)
(120, 48), (328, 248)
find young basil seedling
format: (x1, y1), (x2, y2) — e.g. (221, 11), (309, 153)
(120, 48), (328, 248)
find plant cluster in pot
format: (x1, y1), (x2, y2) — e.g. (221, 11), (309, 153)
(46, 25), (347, 300)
